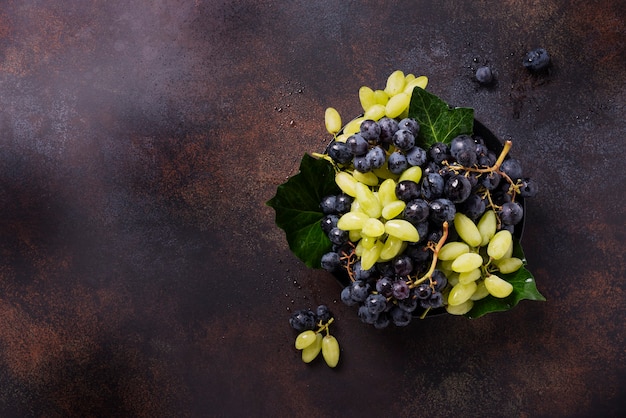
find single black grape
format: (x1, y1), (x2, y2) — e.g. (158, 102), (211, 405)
(421, 173), (445, 200)
(523, 48), (551, 72)
(444, 174), (472, 203)
(353, 155), (371, 172)
(429, 198), (456, 224)
(335, 193), (353, 213)
(519, 178), (538, 198)
(347, 134), (369, 156)
(375, 277), (394, 297)
(415, 282), (432, 299)
(365, 146), (386, 169)
(393, 255), (414, 276)
(358, 305), (379, 325)
(319, 195), (337, 214)
(328, 227), (348, 245)
(378, 117), (399, 145)
(499, 201), (524, 225)
(500, 158), (523, 181)
(475, 66), (494, 84)
(428, 142), (451, 164)
(289, 309), (317, 331)
(392, 129), (415, 151)
(390, 307), (412, 326)
(403, 198), (430, 224)
(396, 180), (421, 202)
(398, 296), (418, 313)
(387, 151), (408, 174)
(360, 119), (381, 143)
(327, 140), (352, 164)
(365, 293), (387, 315)
(320, 251), (341, 272)
(373, 313), (391, 329)
(341, 286), (357, 306)
(459, 194), (486, 220)
(406, 146), (427, 166)
(392, 279), (410, 300)
(430, 270), (448, 292)
(481, 171), (501, 190)
(350, 280), (370, 302)
(398, 118), (420, 136)
(316, 304), (333, 323)
(320, 214), (339, 234)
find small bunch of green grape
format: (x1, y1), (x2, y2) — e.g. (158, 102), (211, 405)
(437, 210), (524, 315)
(325, 70), (428, 138)
(290, 305), (340, 368)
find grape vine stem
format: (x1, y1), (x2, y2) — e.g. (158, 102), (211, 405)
(410, 221), (449, 288)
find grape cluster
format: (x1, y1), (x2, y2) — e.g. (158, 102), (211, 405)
(315, 74), (537, 328)
(289, 305), (340, 367)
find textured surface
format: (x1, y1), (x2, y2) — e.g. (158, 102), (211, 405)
(0, 0), (625, 416)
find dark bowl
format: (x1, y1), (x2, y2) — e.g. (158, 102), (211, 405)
(330, 119), (525, 318)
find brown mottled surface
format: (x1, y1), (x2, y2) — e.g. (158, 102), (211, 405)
(0, 0), (624, 416)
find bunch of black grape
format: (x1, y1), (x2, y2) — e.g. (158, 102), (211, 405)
(318, 116), (537, 327)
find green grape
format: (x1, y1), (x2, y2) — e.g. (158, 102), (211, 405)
(353, 170), (379, 187)
(446, 271), (460, 286)
(295, 330), (318, 350)
(337, 211), (369, 230)
(349, 229), (362, 243)
(451, 252), (484, 273)
(378, 178), (398, 207)
(477, 210), (497, 246)
(484, 274), (513, 298)
(458, 268), (482, 284)
(454, 213), (482, 247)
(373, 89), (389, 106)
(470, 280), (490, 301)
(322, 335), (340, 368)
(359, 234), (377, 249)
(359, 86), (376, 112)
(372, 162), (398, 180)
(385, 92), (410, 118)
(335, 172), (358, 197)
(344, 116), (365, 135)
(364, 103), (386, 121)
(487, 230), (513, 260)
(384, 219), (419, 242)
(398, 166), (422, 183)
(446, 299), (474, 315)
(362, 218), (385, 238)
(384, 70), (406, 96)
(381, 200), (406, 220)
(301, 333), (323, 363)
(438, 242), (470, 261)
(494, 257), (523, 274)
(379, 235), (405, 261)
(361, 240), (383, 270)
(324, 107), (342, 134)
(447, 281), (478, 306)
(355, 182), (382, 218)
(403, 75), (428, 94)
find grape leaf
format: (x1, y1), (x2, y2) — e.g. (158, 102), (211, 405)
(408, 87), (474, 147)
(465, 238), (546, 318)
(266, 154), (340, 268)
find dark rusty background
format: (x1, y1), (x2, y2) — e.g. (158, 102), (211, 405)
(0, 0), (624, 416)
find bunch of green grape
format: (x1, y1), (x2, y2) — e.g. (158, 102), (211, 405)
(438, 210), (524, 315)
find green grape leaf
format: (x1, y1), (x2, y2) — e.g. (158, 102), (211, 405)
(266, 154), (340, 268)
(408, 87), (474, 147)
(465, 238), (546, 318)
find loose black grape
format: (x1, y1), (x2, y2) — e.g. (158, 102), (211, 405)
(523, 48), (550, 72)
(475, 66), (494, 84)
(316, 304), (333, 323)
